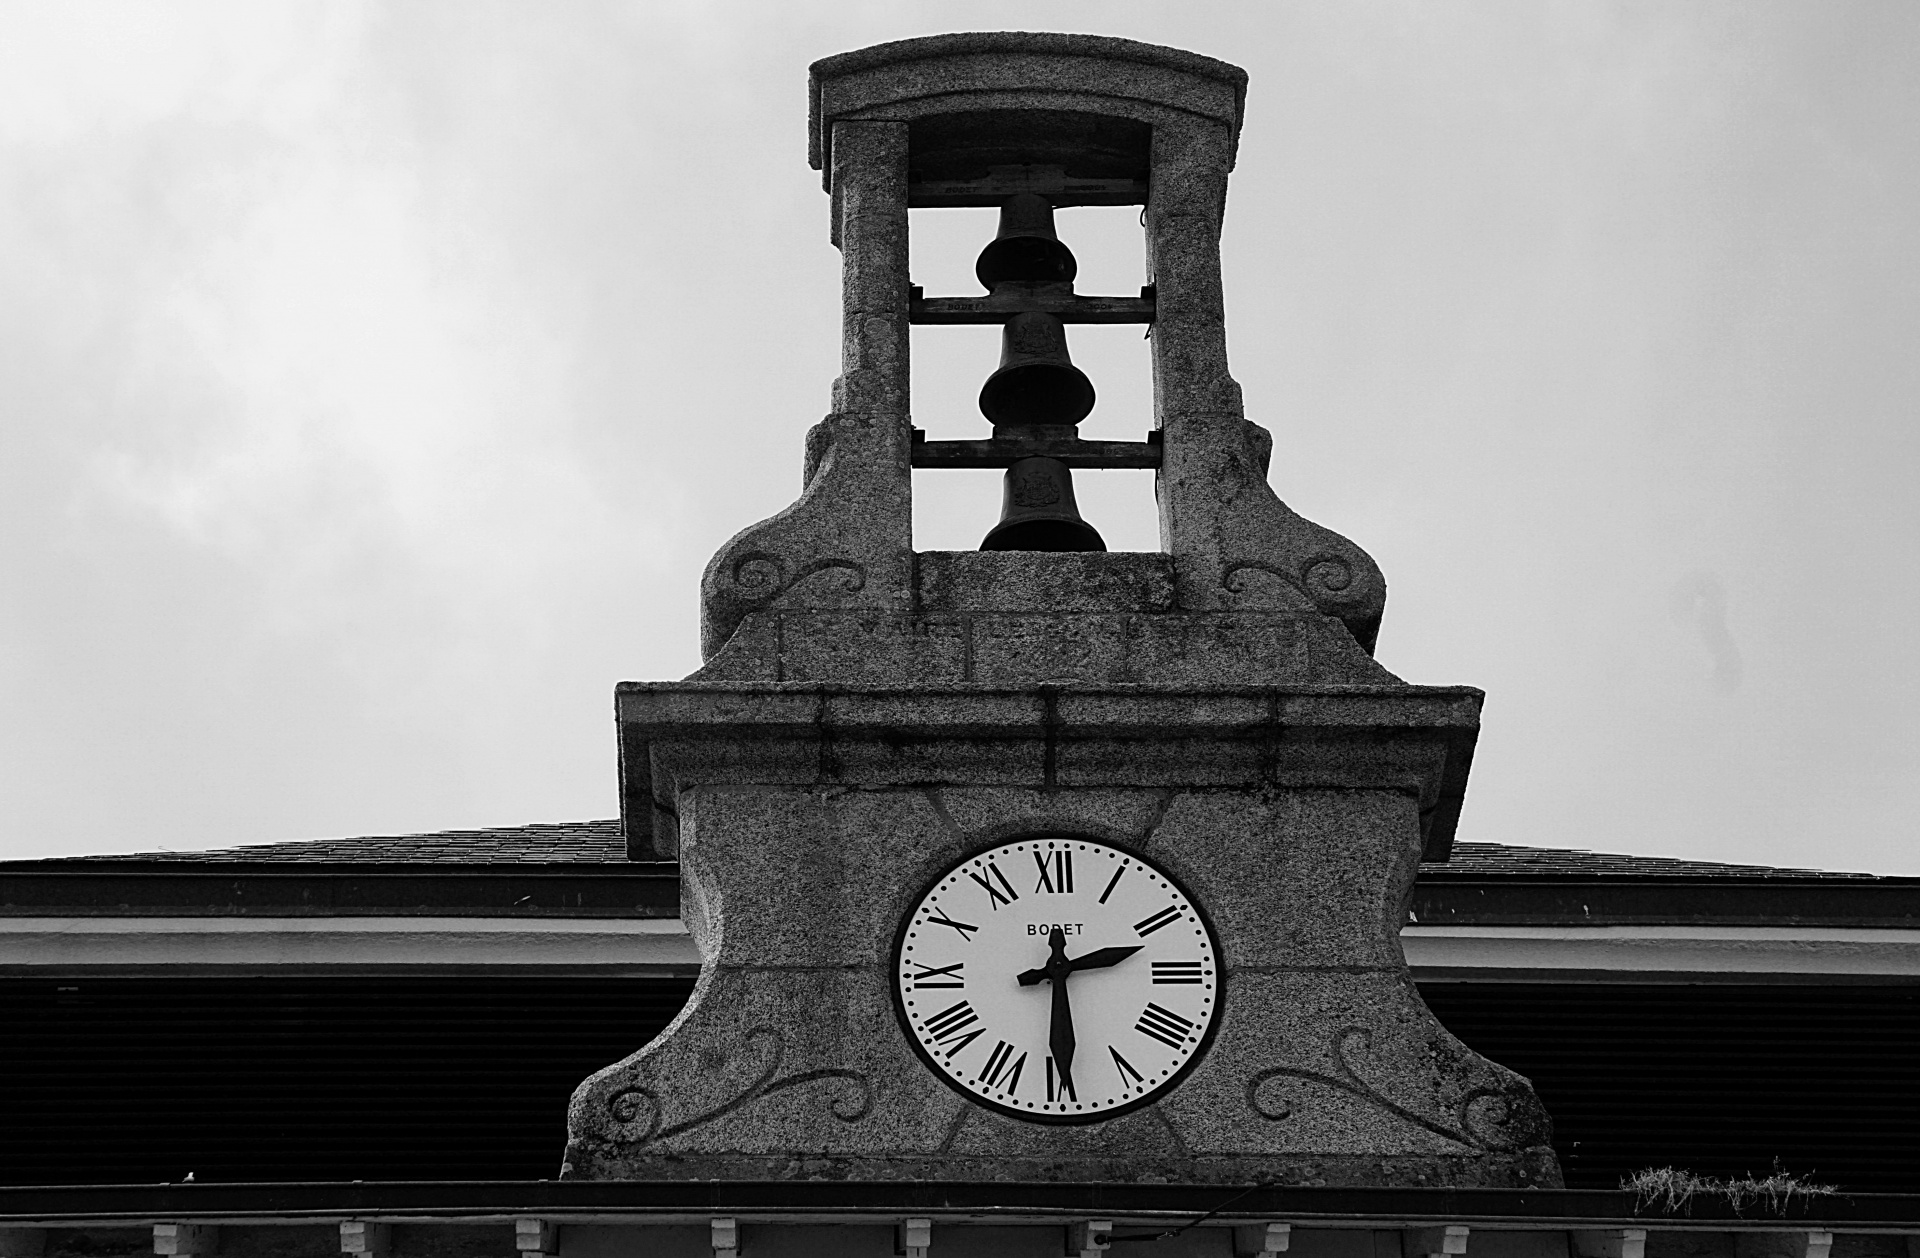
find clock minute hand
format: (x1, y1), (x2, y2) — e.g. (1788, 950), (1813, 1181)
(1042, 927), (1075, 1084)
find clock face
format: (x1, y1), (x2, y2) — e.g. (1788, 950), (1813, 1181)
(892, 836), (1221, 1123)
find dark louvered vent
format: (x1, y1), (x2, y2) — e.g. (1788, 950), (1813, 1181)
(1422, 983), (1920, 1192)
(0, 976), (694, 1185)
(5, 977), (1917, 1188)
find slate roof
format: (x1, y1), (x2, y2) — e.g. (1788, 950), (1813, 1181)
(22, 821), (1875, 879)
(33, 820), (629, 865)
(1434, 841), (1873, 880)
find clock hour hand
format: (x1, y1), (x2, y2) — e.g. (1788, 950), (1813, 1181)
(1066, 944), (1141, 973)
(1017, 943), (1141, 985)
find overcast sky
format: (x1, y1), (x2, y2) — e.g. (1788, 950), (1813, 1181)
(1, 2), (1914, 871)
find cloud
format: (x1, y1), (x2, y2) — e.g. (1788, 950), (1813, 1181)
(1668, 570), (1744, 693)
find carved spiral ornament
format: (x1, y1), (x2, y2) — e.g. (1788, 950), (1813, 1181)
(728, 551), (868, 605)
(1246, 1026), (1535, 1153)
(601, 1025), (873, 1148)
(1300, 553), (1356, 598)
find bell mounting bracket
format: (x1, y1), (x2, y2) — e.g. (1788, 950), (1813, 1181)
(909, 284), (1157, 326)
(909, 428), (1161, 470)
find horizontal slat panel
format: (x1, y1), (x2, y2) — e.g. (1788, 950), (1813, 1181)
(0, 975), (694, 1184)
(6, 977), (1916, 1191)
(1422, 983), (1920, 1192)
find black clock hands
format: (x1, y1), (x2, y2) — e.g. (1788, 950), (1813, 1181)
(1016, 928), (1145, 1092)
(1048, 930), (1076, 1083)
(1015, 939), (1143, 987)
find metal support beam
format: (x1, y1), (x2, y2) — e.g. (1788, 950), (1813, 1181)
(911, 432), (1160, 470)
(1407, 1226), (1471, 1258)
(153, 1225), (217, 1258)
(1235, 1223), (1292, 1257)
(910, 288), (1156, 325)
(897, 1218), (932, 1258)
(1574, 1229), (1647, 1258)
(1067, 1221), (1112, 1258)
(339, 1222), (390, 1258)
(515, 1220), (558, 1258)
(0, 1231), (46, 1258)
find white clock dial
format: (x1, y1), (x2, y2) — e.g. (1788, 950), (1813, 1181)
(893, 836), (1221, 1123)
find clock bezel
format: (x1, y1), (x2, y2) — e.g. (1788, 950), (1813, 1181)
(889, 832), (1226, 1126)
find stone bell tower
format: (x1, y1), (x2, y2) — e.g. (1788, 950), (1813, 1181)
(564, 32), (1560, 1188)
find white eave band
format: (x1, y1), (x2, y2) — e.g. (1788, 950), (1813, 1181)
(0, 916), (700, 971)
(1401, 924), (1920, 979)
(3, 918), (1918, 978)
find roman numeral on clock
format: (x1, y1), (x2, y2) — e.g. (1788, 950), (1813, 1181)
(1151, 960), (1205, 984)
(1133, 905), (1182, 936)
(1033, 848), (1074, 894)
(1109, 1046), (1146, 1088)
(908, 960), (964, 989)
(923, 1000), (983, 1057)
(968, 861), (1020, 909)
(1045, 1055), (1077, 1102)
(925, 909), (978, 941)
(1135, 1002), (1197, 1049)
(978, 1040), (1027, 1092)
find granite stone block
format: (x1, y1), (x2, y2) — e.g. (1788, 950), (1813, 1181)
(674, 787), (952, 968)
(969, 616), (1133, 685)
(649, 737), (823, 789)
(916, 551), (1177, 614)
(1146, 788), (1417, 970)
(822, 736), (1049, 788)
(565, 966), (969, 1176)
(774, 613), (969, 684)
(1053, 735), (1269, 788)
(930, 787), (1173, 851)
(1126, 613), (1315, 685)
(1160, 970), (1554, 1168)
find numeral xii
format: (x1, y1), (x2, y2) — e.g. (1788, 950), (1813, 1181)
(1033, 849), (1074, 895)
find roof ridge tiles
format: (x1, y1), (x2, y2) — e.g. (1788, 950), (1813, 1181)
(10, 821), (1878, 879)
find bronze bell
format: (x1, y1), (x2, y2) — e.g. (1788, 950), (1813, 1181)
(978, 311), (1096, 428)
(975, 192), (1077, 290)
(980, 456), (1107, 552)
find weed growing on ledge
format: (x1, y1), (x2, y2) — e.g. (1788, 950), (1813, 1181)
(1624, 1165), (1838, 1216)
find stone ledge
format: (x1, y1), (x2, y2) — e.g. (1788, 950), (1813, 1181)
(4, 1180), (1917, 1225)
(616, 683), (1483, 738)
